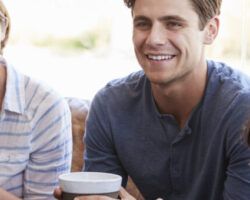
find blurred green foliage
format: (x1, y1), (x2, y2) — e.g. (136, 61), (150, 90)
(32, 24), (111, 54)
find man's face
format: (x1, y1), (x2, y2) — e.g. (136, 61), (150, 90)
(132, 0), (212, 86)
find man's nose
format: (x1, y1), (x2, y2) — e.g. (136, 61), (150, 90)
(145, 23), (167, 47)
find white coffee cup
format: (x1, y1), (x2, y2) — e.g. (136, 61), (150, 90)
(59, 172), (122, 200)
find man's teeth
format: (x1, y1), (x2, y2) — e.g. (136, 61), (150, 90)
(147, 55), (174, 61)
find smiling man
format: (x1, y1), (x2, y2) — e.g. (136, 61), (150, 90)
(55, 0), (250, 199)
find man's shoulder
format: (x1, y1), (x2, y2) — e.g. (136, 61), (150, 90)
(22, 74), (69, 117)
(106, 70), (145, 88)
(4, 64), (66, 115)
(203, 60), (250, 118)
(208, 60), (250, 91)
(97, 70), (146, 96)
(26, 74), (62, 100)
(91, 70), (148, 109)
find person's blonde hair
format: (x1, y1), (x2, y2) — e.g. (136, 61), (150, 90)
(0, 0), (10, 54)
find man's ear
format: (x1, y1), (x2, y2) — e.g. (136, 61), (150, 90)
(1, 17), (8, 42)
(203, 16), (220, 45)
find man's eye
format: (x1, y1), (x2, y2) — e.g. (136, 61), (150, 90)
(167, 22), (182, 29)
(134, 21), (150, 29)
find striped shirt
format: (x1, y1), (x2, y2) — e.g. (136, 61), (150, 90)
(0, 58), (72, 199)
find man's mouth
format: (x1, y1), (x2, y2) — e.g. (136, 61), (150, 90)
(146, 54), (175, 61)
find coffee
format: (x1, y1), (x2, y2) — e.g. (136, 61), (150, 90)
(59, 172), (122, 200)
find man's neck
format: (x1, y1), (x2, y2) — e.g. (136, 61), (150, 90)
(0, 62), (7, 110)
(151, 63), (208, 128)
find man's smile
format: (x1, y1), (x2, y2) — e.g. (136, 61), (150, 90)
(146, 54), (176, 61)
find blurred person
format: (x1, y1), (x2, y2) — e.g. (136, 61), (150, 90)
(0, 0), (72, 199)
(54, 0), (250, 199)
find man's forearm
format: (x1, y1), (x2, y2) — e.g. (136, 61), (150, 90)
(0, 188), (21, 200)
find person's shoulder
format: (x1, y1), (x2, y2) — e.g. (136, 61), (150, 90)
(98, 70), (146, 96)
(24, 74), (69, 114)
(91, 70), (147, 107)
(26, 75), (61, 98)
(208, 60), (250, 91)
(106, 70), (145, 87)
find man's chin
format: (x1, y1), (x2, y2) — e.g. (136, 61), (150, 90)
(148, 77), (171, 85)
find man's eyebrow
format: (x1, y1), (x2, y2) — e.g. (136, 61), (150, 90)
(133, 15), (187, 23)
(133, 15), (149, 22)
(159, 15), (187, 22)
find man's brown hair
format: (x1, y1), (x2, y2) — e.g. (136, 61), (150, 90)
(123, 0), (222, 30)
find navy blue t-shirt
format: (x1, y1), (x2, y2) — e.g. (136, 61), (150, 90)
(84, 60), (250, 200)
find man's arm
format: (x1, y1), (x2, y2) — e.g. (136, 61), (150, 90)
(84, 91), (128, 185)
(223, 135), (250, 199)
(223, 95), (250, 199)
(24, 97), (72, 199)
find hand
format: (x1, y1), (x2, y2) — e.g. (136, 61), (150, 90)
(53, 187), (63, 200)
(119, 187), (136, 200)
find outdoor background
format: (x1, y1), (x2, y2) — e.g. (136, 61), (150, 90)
(3, 0), (250, 100)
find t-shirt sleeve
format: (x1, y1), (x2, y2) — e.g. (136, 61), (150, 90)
(223, 92), (250, 200)
(83, 90), (128, 186)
